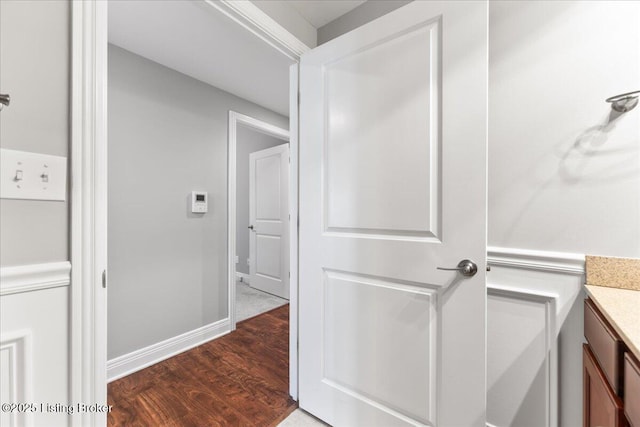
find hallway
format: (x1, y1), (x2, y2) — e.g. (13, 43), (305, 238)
(107, 305), (296, 426)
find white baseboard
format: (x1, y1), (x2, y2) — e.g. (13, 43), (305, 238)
(236, 272), (250, 284)
(107, 318), (231, 382)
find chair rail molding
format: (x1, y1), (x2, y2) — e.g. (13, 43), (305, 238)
(0, 262), (71, 296)
(488, 246), (585, 275)
(203, 0), (311, 61)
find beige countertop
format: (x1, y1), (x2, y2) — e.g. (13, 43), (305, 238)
(585, 285), (640, 361)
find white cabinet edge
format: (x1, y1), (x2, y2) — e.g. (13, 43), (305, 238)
(0, 261), (71, 296)
(488, 246), (585, 275)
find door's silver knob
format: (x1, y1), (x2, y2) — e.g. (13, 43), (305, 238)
(437, 259), (478, 277)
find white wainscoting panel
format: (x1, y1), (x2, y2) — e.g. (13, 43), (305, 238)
(107, 318), (231, 382)
(0, 330), (33, 427)
(487, 285), (556, 427)
(0, 284), (69, 426)
(487, 247), (585, 427)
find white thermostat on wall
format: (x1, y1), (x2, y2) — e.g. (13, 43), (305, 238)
(191, 191), (208, 213)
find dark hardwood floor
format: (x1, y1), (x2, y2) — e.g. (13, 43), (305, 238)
(107, 305), (297, 427)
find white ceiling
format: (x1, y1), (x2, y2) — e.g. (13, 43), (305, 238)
(108, 1), (365, 117)
(286, 1), (367, 28)
(108, 1), (295, 116)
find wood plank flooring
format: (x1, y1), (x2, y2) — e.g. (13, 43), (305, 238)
(107, 305), (297, 427)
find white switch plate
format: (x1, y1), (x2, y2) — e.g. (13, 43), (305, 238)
(0, 149), (67, 201)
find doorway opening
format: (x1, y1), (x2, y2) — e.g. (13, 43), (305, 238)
(73, 0), (306, 423)
(228, 112), (290, 326)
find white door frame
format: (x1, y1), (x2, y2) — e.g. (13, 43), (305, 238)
(70, 1), (108, 426)
(227, 111), (290, 332)
(72, 1), (307, 421)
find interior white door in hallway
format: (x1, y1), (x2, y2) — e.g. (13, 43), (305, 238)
(298, 1), (488, 426)
(249, 143), (290, 299)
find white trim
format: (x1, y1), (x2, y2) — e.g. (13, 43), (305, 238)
(70, 1), (108, 426)
(0, 262), (71, 296)
(487, 284), (558, 427)
(107, 318), (231, 383)
(487, 246), (585, 275)
(236, 272), (251, 284)
(203, 0), (311, 61)
(288, 63), (299, 401)
(227, 111), (289, 333)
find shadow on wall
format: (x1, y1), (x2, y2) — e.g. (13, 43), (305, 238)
(558, 109), (638, 184)
(501, 106), (639, 242)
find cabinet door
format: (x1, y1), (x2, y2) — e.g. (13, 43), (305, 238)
(584, 344), (625, 427)
(585, 299), (624, 395)
(625, 353), (640, 427)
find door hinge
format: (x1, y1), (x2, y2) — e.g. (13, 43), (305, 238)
(102, 270), (107, 288)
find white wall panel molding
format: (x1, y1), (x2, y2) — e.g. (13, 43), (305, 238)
(0, 330), (33, 427)
(0, 262), (71, 296)
(487, 254), (584, 427)
(203, 0), (311, 61)
(487, 284), (558, 427)
(488, 246), (585, 276)
(107, 318), (230, 383)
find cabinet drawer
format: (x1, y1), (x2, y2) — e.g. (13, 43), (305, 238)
(583, 344), (625, 427)
(625, 353), (640, 427)
(585, 298), (624, 395)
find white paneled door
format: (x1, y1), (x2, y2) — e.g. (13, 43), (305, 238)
(249, 144), (290, 299)
(298, 1), (488, 426)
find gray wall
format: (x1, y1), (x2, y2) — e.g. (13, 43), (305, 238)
(489, 0), (640, 257)
(235, 126), (286, 276)
(0, 2), (71, 424)
(107, 45), (288, 359)
(317, 0), (411, 45)
(0, 0), (69, 266)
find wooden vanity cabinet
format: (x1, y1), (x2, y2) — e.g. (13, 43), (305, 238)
(584, 344), (626, 427)
(584, 298), (640, 427)
(584, 299), (624, 394)
(625, 353), (640, 427)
